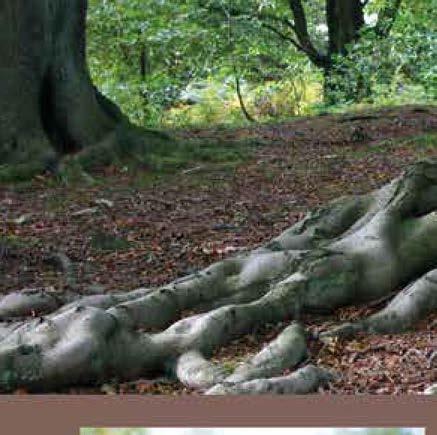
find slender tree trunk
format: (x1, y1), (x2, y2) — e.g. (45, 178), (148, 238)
(140, 44), (151, 80)
(235, 73), (255, 123)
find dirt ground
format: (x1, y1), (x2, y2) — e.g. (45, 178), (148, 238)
(1, 104), (436, 394)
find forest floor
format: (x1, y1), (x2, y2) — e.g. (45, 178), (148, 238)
(1, 104), (436, 395)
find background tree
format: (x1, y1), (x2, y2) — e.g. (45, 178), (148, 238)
(202, 0), (403, 103)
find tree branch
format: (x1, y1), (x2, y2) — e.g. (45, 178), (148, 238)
(260, 22), (305, 52)
(234, 72), (256, 123)
(254, 11), (297, 32)
(287, 0), (330, 68)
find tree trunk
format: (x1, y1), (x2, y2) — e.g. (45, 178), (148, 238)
(0, 0), (163, 179)
(0, 158), (435, 393)
(326, 0), (364, 56)
(323, 0), (370, 104)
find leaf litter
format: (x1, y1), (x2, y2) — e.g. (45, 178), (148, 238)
(0, 105), (436, 394)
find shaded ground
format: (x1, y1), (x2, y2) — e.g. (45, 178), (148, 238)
(1, 104), (436, 394)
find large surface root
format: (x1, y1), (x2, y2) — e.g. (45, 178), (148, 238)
(321, 268), (437, 339)
(0, 159), (436, 393)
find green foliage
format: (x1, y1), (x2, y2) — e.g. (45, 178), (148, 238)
(325, 0), (437, 105)
(86, 0), (436, 128)
(87, 0), (227, 126)
(86, 0), (314, 126)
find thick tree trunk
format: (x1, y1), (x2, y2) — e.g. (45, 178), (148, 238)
(326, 0), (364, 56)
(0, 0), (163, 178)
(0, 159), (435, 393)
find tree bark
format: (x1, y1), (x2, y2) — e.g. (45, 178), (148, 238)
(326, 0), (364, 56)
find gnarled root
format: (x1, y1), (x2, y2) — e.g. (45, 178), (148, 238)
(0, 159), (436, 393)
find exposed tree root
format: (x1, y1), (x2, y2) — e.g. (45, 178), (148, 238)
(223, 322), (308, 384)
(176, 322), (308, 391)
(205, 364), (335, 395)
(176, 351), (227, 390)
(0, 159), (436, 393)
(321, 269), (437, 339)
